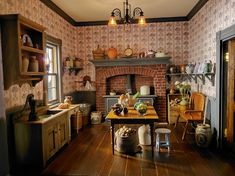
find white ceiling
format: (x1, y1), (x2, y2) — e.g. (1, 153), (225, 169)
(51, 0), (199, 22)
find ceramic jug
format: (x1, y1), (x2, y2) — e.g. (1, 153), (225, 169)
(203, 60), (213, 73)
(29, 56), (39, 72)
(64, 96), (73, 104)
(22, 56), (29, 72)
(138, 125), (151, 145)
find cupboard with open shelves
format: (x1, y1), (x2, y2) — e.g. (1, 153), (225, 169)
(0, 14), (46, 89)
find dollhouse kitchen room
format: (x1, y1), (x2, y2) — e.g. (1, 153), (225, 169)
(0, 0), (235, 175)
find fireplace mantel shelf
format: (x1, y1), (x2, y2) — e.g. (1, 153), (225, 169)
(89, 57), (171, 67)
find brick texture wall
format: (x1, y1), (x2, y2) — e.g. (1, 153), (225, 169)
(96, 65), (167, 121)
(107, 75), (127, 94)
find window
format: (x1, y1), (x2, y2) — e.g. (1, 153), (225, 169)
(46, 37), (62, 105)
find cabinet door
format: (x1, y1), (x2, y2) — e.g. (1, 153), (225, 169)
(58, 114), (69, 148)
(45, 125), (58, 160)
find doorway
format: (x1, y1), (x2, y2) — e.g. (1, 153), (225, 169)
(217, 26), (235, 151)
(222, 40), (235, 149)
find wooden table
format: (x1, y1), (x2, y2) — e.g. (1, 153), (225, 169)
(106, 106), (159, 156)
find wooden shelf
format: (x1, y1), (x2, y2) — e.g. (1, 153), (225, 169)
(20, 77), (42, 81)
(21, 72), (47, 76)
(21, 45), (44, 54)
(90, 57), (171, 67)
(0, 14), (46, 89)
(166, 72), (215, 86)
(63, 67), (82, 75)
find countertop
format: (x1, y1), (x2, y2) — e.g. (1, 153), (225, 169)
(14, 104), (80, 124)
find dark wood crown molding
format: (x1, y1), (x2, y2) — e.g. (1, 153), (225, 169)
(75, 17), (187, 26)
(40, 0), (208, 27)
(40, 0), (76, 26)
(187, 0), (208, 20)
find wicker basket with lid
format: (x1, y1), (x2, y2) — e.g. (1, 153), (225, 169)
(92, 45), (105, 60)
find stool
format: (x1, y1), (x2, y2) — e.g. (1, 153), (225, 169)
(155, 128), (171, 152)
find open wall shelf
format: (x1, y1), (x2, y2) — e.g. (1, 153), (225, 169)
(63, 67), (82, 75)
(166, 73), (215, 86)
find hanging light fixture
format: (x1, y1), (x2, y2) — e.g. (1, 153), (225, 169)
(108, 0), (146, 26)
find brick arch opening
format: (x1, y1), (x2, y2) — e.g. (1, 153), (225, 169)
(106, 74), (154, 95)
(95, 65), (167, 121)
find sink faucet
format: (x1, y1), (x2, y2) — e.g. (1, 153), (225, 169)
(22, 94), (38, 121)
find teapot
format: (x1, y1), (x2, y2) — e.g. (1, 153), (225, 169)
(146, 50), (156, 58)
(186, 63), (195, 74)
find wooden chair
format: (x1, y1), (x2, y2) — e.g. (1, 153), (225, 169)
(174, 92), (206, 140)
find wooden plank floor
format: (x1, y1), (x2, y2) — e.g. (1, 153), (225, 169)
(16, 122), (235, 176)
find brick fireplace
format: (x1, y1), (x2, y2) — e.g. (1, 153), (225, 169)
(95, 64), (167, 121)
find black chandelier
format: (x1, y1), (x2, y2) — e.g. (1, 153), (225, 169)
(108, 0), (146, 26)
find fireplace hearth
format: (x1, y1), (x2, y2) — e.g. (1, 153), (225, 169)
(94, 65), (167, 121)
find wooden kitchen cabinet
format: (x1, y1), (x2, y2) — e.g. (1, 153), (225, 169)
(44, 113), (68, 161)
(0, 14), (46, 89)
(14, 112), (69, 168)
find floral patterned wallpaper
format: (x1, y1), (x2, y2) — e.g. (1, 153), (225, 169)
(1, 0), (235, 109)
(189, 0), (235, 97)
(0, 0), (77, 109)
(77, 22), (189, 84)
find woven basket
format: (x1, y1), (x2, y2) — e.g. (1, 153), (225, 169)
(92, 45), (105, 59)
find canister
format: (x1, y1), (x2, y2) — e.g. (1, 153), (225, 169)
(140, 85), (150, 95)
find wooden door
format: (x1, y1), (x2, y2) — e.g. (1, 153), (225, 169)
(227, 40), (235, 143)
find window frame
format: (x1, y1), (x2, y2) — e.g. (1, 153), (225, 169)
(44, 35), (63, 106)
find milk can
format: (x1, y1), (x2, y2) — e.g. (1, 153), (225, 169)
(195, 124), (212, 148)
(138, 125), (151, 145)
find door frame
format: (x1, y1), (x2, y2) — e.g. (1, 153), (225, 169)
(216, 24), (235, 148)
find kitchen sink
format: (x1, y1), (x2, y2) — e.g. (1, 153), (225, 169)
(46, 110), (63, 115)
(38, 114), (52, 119)
(37, 110), (63, 120)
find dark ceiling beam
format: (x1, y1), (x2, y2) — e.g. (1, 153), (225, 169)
(40, 0), (208, 27)
(40, 0), (76, 26)
(187, 0), (208, 20)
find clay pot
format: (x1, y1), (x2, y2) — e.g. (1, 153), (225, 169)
(74, 58), (82, 68)
(180, 64), (185, 73)
(107, 47), (117, 60)
(28, 56), (39, 72)
(22, 56), (29, 72)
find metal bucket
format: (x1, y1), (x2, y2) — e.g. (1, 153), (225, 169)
(78, 103), (91, 116)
